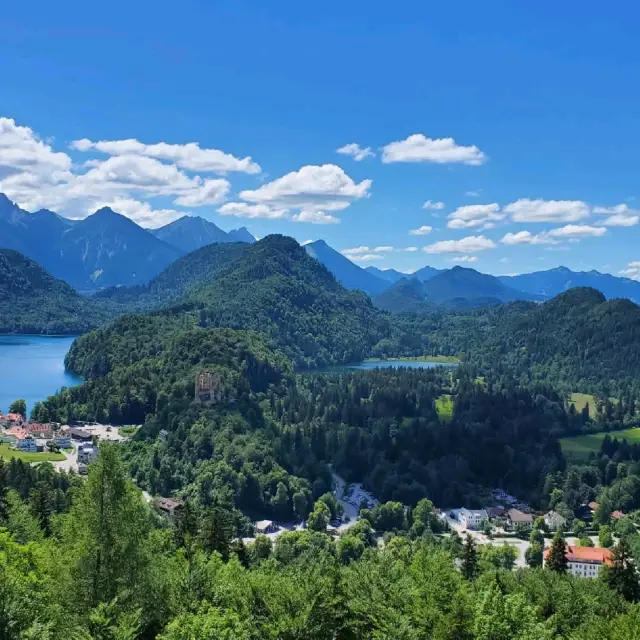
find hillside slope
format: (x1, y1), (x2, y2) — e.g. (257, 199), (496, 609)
(305, 240), (388, 295)
(0, 249), (104, 334)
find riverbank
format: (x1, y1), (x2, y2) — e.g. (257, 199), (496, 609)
(364, 355), (461, 364)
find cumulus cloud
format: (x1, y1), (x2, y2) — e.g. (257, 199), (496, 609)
(402, 246), (419, 252)
(336, 143), (375, 161)
(503, 198), (590, 223)
(292, 210), (339, 224)
(342, 245), (394, 261)
(409, 225), (433, 236)
(0, 116), (249, 227)
(447, 203), (504, 229)
(424, 235), (496, 254)
(423, 200), (445, 210)
(449, 255), (478, 263)
(619, 261), (640, 281)
(217, 202), (288, 219)
(593, 204), (639, 227)
(547, 224), (607, 239)
(381, 134), (486, 165)
(237, 164), (371, 223)
(500, 230), (558, 246)
(71, 137), (261, 174)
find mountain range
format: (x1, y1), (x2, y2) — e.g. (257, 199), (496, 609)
(303, 237), (640, 307)
(0, 194), (255, 290)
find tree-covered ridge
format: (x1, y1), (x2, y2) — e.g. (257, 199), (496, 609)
(93, 241), (250, 313)
(0, 248), (106, 334)
(384, 287), (640, 393)
(177, 235), (389, 368)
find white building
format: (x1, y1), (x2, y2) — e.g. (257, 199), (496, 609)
(458, 508), (488, 530)
(78, 443), (98, 465)
(545, 545), (612, 578)
(17, 437), (37, 453)
(54, 435), (72, 449)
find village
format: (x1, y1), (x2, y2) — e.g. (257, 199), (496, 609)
(0, 398), (624, 580)
(0, 410), (133, 474)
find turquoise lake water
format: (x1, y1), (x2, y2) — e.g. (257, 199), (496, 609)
(313, 360), (458, 374)
(0, 335), (82, 414)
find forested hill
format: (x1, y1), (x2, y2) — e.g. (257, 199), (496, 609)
(411, 287), (640, 389)
(93, 241), (250, 312)
(0, 249), (104, 334)
(182, 235), (389, 368)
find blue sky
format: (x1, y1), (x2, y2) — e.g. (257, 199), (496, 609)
(1, 1), (639, 278)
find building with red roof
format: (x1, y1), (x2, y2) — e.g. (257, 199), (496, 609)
(544, 544), (613, 578)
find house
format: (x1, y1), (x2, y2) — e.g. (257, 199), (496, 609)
(154, 497), (184, 517)
(6, 425), (28, 440)
(25, 423), (53, 438)
(54, 434), (72, 449)
(544, 545), (612, 578)
(158, 429), (168, 441)
(611, 510), (625, 520)
(588, 501), (600, 513)
(544, 510), (567, 531)
(17, 437), (37, 453)
(0, 413), (24, 426)
(486, 507), (507, 520)
(255, 520), (278, 534)
(77, 443), (98, 464)
(68, 427), (92, 441)
(458, 508), (488, 530)
(507, 508), (534, 528)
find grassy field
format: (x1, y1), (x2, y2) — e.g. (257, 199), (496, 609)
(119, 425), (139, 437)
(0, 443), (65, 463)
(435, 394), (454, 422)
(568, 393), (598, 414)
(560, 428), (640, 461)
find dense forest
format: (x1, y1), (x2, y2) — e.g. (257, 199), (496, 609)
(2, 444), (640, 639)
(0, 249), (107, 334)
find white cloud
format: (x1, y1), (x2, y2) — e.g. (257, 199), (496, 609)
(547, 224), (607, 239)
(217, 202), (288, 219)
(499, 257), (509, 263)
(593, 204), (639, 227)
(381, 134), (486, 165)
(503, 198), (590, 223)
(465, 190), (481, 197)
(423, 200), (445, 210)
(292, 210), (340, 224)
(500, 230), (557, 245)
(0, 116), (244, 227)
(336, 143), (375, 161)
(620, 261), (640, 281)
(71, 137), (261, 174)
(449, 255), (478, 263)
(402, 246), (419, 252)
(238, 164), (371, 224)
(424, 235), (496, 254)
(447, 203), (504, 229)
(342, 245), (394, 260)
(409, 225), (433, 236)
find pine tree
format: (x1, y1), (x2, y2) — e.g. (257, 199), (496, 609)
(174, 499), (198, 552)
(0, 459), (8, 525)
(461, 533), (479, 580)
(29, 480), (54, 536)
(546, 531), (568, 573)
(603, 539), (640, 602)
(231, 538), (251, 568)
(199, 506), (233, 561)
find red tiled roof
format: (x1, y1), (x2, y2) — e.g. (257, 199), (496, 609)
(611, 510), (625, 520)
(2, 413), (23, 423)
(544, 544), (613, 565)
(588, 501), (600, 511)
(25, 423), (51, 433)
(6, 426), (27, 439)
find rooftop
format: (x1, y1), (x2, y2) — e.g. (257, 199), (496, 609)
(545, 545), (613, 565)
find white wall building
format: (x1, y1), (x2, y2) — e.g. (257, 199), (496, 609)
(545, 545), (612, 578)
(458, 508), (488, 530)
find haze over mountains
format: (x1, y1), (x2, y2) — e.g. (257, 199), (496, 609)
(0, 194), (255, 290)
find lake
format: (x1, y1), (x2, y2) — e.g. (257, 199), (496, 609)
(313, 359), (459, 374)
(0, 335), (82, 414)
